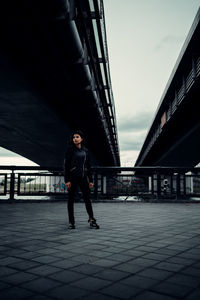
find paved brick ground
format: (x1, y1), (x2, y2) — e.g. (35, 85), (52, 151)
(0, 202), (200, 299)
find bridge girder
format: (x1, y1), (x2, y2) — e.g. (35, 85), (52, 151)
(0, 0), (120, 167)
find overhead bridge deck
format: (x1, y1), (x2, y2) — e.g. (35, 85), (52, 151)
(135, 8), (200, 167)
(0, 0), (120, 167)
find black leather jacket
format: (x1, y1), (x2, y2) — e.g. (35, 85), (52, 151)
(64, 145), (93, 183)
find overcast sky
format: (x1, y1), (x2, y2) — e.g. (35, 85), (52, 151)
(104, 0), (200, 166)
(0, 0), (199, 166)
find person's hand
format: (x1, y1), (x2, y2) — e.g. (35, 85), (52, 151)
(65, 182), (71, 190)
(89, 182), (93, 189)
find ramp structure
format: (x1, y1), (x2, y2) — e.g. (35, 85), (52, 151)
(135, 8), (200, 167)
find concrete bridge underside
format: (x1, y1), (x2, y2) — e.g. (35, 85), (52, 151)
(135, 8), (200, 168)
(0, 1), (119, 167)
(140, 82), (200, 167)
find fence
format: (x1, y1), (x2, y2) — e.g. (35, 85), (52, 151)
(0, 166), (200, 201)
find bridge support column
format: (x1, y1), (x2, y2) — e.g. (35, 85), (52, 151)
(9, 170), (15, 202)
(157, 173), (161, 199)
(170, 175), (173, 196)
(176, 173), (181, 199)
(183, 174), (186, 196)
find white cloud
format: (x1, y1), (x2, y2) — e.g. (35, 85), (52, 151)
(119, 130), (147, 151)
(0, 147), (20, 157)
(118, 111), (154, 132)
(0, 147), (38, 166)
(0, 156), (38, 166)
(120, 150), (140, 167)
(116, 111), (153, 157)
(154, 35), (185, 51)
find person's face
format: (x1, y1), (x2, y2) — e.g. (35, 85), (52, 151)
(73, 134), (83, 146)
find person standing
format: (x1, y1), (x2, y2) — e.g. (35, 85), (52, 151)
(64, 130), (100, 229)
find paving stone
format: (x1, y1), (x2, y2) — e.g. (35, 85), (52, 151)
(181, 266), (200, 277)
(166, 256), (196, 266)
(192, 261), (200, 268)
(150, 281), (193, 298)
(185, 289), (200, 300)
(94, 269), (130, 281)
(50, 259), (82, 269)
(101, 246), (125, 254)
(36, 248), (64, 255)
(71, 264), (104, 275)
(142, 253), (171, 261)
(8, 260), (41, 271)
(0, 257), (24, 266)
(80, 292), (117, 300)
(147, 242), (172, 248)
(0, 266), (17, 277)
(14, 251), (42, 260)
(21, 277), (62, 293)
(46, 284), (89, 300)
(48, 251), (76, 259)
(0, 286), (34, 300)
(70, 276), (111, 291)
(134, 245), (159, 252)
(154, 248), (179, 256)
(0, 281), (10, 290)
(0, 246), (10, 252)
(89, 258), (121, 267)
(179, 251), (200, 260)
(20, 245), (46, 251)
(113, 262), (146, 273)
(83, 243), (108, 250)
(1, 202), (200, 300)
(2, 271), (38, 285)
(1, 249), (27, 256)
(69, 254), (98, 264)
(166, 244), (190, 251)
(28, 265), (61, 276)
(120, 274), (159, 289)
(186, 248), (200, 255)
(29, 296), (53, 300)
(48, 269), (86, 283)
(120, 249), (147, 257)
(105, 253), (133, 262)
(129, 257), (159, 267)
(153, 261), (185, 272)
(87, 250), (112, 258)
(31, 255), (62, 264)
(167, 273), (200, 288)
(137, 268), (173, 280)
(100, 282), (141, 299)
(133, 291), (176, 300)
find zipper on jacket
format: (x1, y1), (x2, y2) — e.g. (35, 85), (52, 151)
(82, 151), (86, 177)
(70, 167), (76, 172)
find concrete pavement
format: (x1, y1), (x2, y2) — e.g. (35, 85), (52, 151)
(0, 202), (200, 299)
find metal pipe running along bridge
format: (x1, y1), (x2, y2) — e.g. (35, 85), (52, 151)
(135, 8), (200, 168)
(0, 0), (120, 167)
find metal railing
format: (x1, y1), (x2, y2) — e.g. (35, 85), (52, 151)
(1, 166), (200, 202)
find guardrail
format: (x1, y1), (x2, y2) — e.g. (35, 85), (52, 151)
(1, 166), (200, 202)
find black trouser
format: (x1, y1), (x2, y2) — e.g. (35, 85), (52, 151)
(67, 176), (94, 225)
